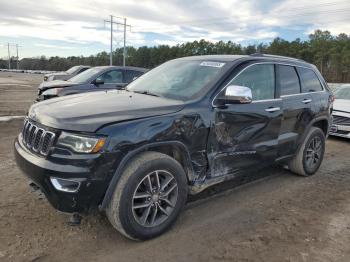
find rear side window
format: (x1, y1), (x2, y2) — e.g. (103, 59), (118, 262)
(231, 64), (275, 100)
(124, 70), (144, 83)
(77, 67), (89, 74)
(297, 68), (323, 92)
(277, 65), (300, 96)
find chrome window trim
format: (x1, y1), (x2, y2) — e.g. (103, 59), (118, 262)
(212, 61), (326, 107)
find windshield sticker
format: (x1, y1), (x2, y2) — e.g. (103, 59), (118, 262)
(200, 61), (226, 68)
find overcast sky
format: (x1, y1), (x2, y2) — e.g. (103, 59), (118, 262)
(0, 0), (349, 58)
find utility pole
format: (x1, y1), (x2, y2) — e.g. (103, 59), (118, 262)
(110, 15), (113, 66)
(16, 44), (19, 70)
(123, 17), (126, 67)
(7, 43), (10, 70)
(104, 15), (131, 67)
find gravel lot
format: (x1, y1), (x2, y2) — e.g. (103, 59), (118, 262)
(0, 72), (350, 262)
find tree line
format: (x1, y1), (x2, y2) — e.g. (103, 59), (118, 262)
(1, 30), (350, 82)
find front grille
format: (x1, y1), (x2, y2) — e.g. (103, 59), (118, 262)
(333, 115), (350, 126)
(21, 119), (56, 156)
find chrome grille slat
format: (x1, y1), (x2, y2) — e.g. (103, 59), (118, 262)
(21, 119), (56, 156)
(333, 115), (350, 126)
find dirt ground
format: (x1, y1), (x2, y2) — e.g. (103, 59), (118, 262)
(0, 72), (350, 262)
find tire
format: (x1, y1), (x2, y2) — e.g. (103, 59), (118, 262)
(106, 151), (188, 240)
(288, 127), (326, 176)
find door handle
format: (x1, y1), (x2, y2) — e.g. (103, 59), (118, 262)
(302, 99), (312, 104)
(265, 107), (280, 112)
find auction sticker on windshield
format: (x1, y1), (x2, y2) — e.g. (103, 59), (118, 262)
(200, 61), (226, 68)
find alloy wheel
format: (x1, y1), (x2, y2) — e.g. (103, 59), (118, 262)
(305, 136), (323, 170)
(132, 170), (178, 227)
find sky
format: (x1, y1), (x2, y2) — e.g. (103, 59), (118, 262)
(0, 0), (350, 58)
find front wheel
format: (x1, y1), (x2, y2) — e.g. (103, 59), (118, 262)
(106, 151), (188, 240)
(288, 127), (326, 176)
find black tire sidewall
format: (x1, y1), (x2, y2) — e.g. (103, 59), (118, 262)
(302, 128), (325, 175)
(118, 157), (188, 240)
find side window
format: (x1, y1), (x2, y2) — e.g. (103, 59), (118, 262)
(99, 70), (123, 84)
(277, 65), (300, 96)
(230, 64), (275, 100)
(124, 70), (143, 83)
(78, 67), (89, 74)
(297, 68), (323, 93)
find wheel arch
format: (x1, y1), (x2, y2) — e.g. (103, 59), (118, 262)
(100, 141), (195, 210)
(296, 116), (329, 153)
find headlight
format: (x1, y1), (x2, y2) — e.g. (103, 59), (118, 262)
(57, 132), (106, 153)
(42, 88), (63, 96)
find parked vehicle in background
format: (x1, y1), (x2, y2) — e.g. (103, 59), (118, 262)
(330, 84), (350, 138)
(43, 65), (91, 82)
(37, 66), (148, 101)
(15, 54), (333, 240)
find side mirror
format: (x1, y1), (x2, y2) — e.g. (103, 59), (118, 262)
(216, 85), (252, 105)
(94, 78), (104, 85)
(132, 76), (139, 81)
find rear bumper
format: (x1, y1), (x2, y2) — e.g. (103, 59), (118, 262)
(14, 138), (109, 213)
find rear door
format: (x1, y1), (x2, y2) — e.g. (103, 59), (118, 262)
(277, 64), (313, 157)
(208, 63), (283, 177)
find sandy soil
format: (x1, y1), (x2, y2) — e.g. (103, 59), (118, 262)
(0, 72), (42, 116)
(0, 73), (350, 262)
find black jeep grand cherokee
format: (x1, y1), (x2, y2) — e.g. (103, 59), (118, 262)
(15, 54), (333, 240)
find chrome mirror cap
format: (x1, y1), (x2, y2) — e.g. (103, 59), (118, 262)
(225, 85), (253, 104)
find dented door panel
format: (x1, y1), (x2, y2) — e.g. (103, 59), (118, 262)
(207, 100), (282, 178)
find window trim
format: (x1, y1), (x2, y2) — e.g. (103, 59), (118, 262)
(212, 62), (325, 107)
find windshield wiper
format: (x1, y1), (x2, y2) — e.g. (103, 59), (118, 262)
(132, 90), (160, 97)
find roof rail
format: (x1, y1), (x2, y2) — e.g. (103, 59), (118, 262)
(250, 53), (306, 63)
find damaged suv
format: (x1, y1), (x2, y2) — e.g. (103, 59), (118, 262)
(14, 54), (333, 240)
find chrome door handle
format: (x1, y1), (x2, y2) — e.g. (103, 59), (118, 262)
(302, 99), (312, 104)
(265, 107), (280, 112)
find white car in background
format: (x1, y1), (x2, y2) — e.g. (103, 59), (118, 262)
(330, 84), (350, 138)
(43, 65), (90, 82)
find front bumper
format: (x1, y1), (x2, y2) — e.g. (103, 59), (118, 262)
(14, 137), (112, 213)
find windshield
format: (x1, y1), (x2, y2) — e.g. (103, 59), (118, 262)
(68, 68), (101, 84)
(127, 59), (227, 100)
(66, 66), (80, 74)
(335, 86), (350, 100)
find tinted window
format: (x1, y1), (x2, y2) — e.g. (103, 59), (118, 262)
(124, 70), (144, 83)
(231, 64), (275, 100)
(77, 67), (89, 74)
(99, 70), (123, 84)
(297, 68), (323, 92)
(277, 65), (300, 96)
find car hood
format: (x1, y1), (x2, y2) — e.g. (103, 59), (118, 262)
(39, 80), (79, 91)
(333, 99), (350, 113)
(29, 90), (185, 132)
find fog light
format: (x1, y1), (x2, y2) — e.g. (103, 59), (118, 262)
(50, 177), (81, 193)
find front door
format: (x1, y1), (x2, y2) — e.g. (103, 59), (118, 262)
(93, 70), (125, 91)
(208, 63), (282, 178)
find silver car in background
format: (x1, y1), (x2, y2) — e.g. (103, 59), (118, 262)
(330, 84), (350, 138)
(43, 65), (90, 81)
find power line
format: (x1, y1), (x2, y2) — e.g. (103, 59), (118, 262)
(104, 15), (131, 66)
(132, 3), (350, 32)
